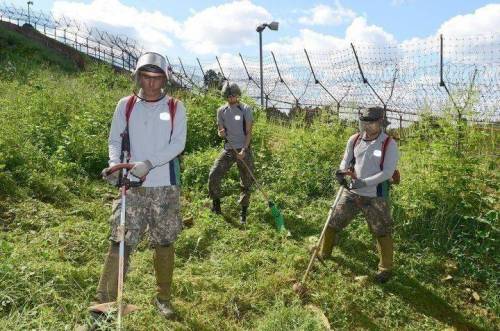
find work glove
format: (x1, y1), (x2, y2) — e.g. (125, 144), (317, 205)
(349, 178), (367, 190)
(101, 165), (119, 185)
(335, 169), (348, 187)
(237, 148), (246, 160)
(130, 160), (153, 178)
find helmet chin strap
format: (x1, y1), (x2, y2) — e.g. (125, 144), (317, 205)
(132, 88), (167, 103)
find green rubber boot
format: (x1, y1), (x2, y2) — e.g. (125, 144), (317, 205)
(95, 242), (132, 303)
(154, 244), (175, 319)
(375, 235), (394, 283)
(318, 226), (339, 259)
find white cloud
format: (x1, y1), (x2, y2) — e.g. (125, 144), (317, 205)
(180, 0), (272, 54)
(51, 0), (273, 55)
(298, 1), (356, 26)
(265, 29), (347, 53)
(391, 0), (413, 6)
(265, 16), (395, 54)
(437, 4), (500, 37)
(345, 17), (396, 45)
(52, 0), (180, 53)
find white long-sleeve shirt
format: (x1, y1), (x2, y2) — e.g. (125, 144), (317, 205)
(108, 95), (187, 187)
(339, 132), (399, 197)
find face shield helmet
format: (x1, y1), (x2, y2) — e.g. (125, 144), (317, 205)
(221, 81), (242, 99)
(133, 52), (169, 101)
(358, 107), (385, 135)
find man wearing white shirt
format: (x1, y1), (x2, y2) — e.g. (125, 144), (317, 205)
(96, 52), (186, 319)
(319, 107), (399, 283)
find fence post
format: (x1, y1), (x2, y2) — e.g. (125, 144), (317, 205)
(399, 114), (403, 140)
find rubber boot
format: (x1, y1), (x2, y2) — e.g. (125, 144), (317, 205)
(240, 206), (248, 224)
(375, 235), (394, 283)
(211, 198), (221, 214)
(154, 244), (175, 319)
(318, 226), (338, 259)
(95, 242), (132, 303)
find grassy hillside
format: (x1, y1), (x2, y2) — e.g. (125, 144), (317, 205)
(0, 26), (498, 330)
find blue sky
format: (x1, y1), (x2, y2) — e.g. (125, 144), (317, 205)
(6, 0), (500, 63)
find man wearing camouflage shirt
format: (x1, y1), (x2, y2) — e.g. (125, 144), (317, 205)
(319, 107), (399, 283)
(208, 82), (254, 224)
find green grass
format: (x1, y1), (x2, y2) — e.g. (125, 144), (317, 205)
(0, 25), (499, 330)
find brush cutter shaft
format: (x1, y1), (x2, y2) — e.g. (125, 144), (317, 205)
(117, 185), (126, 330)
(224, 139), (270, 202)
(301, 186), (344, 283)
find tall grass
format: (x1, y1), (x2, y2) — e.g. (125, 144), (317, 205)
(0, 26), (498, 330)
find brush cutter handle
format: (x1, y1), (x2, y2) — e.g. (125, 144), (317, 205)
(105, 163), (134, 176)
(106, 163), (144, 188)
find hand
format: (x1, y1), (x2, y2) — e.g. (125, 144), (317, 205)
(101, 166), (119, 185)
(218, 128), (226, 138)
(130, 160), (153, 178)
(237, 149), (246, 160)
(335, 169), (348, 187)
(349, 178), (367, 190)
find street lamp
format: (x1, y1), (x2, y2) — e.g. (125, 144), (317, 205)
(256, 21), (279, 109)
(27, 1), (33, 25)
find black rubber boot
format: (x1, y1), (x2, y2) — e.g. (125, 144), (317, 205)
(211, 198), (221, 214)
(240, 206), (248, 224)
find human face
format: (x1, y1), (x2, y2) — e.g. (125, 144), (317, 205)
(227, 95), (239, 105)
(139, 71), (166, 100)
(359, 120), (382, 137)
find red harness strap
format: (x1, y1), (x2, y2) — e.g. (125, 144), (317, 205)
(125, 95), (178, 143)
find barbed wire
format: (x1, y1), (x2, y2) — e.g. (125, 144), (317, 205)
(1, 4), (498, 127)
(0, 3), (143, 70)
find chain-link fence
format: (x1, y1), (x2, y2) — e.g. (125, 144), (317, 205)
(1, 4), (499, 128)
(0, 3), (143, 70)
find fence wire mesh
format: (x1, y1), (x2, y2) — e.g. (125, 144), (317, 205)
(1, 4), (498, 126)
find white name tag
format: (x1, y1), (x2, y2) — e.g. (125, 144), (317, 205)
(373, 150), (382, 157)
(234, 115), (241, 121)
(159, 112), (171, 121)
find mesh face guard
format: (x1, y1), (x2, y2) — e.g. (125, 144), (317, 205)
(133, 52), (169, 102)
(221, 82), (241, 99)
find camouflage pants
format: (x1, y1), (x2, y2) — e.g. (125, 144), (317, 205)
(109, 185), (182, 247)
(208, 148), (254, 207)
(327, 189), (393, 237)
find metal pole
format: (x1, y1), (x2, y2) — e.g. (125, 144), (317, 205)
(440, 34), (444, 87)
(196, 58), (205, 78)
(259, 30), (264, 109)
(27, 1), (33, 25)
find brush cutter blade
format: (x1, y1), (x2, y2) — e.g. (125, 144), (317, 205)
(269, 202), (286, 232)
(292, 282), (307, 297)
(88, 302), (139, 316)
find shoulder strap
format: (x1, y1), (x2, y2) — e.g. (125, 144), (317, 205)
(380, 136), (391, 170)
(353, 133), (361, 148)
(168, 97), (178, 143)
(349, 133), (361, 167)
(125, 95), (137, 124)
(237, 104), (247, 136)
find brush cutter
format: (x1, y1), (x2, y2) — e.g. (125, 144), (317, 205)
(89, 159), (142, 330)
(225, 139), (286, 232)
(293, 185), (345, 296)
